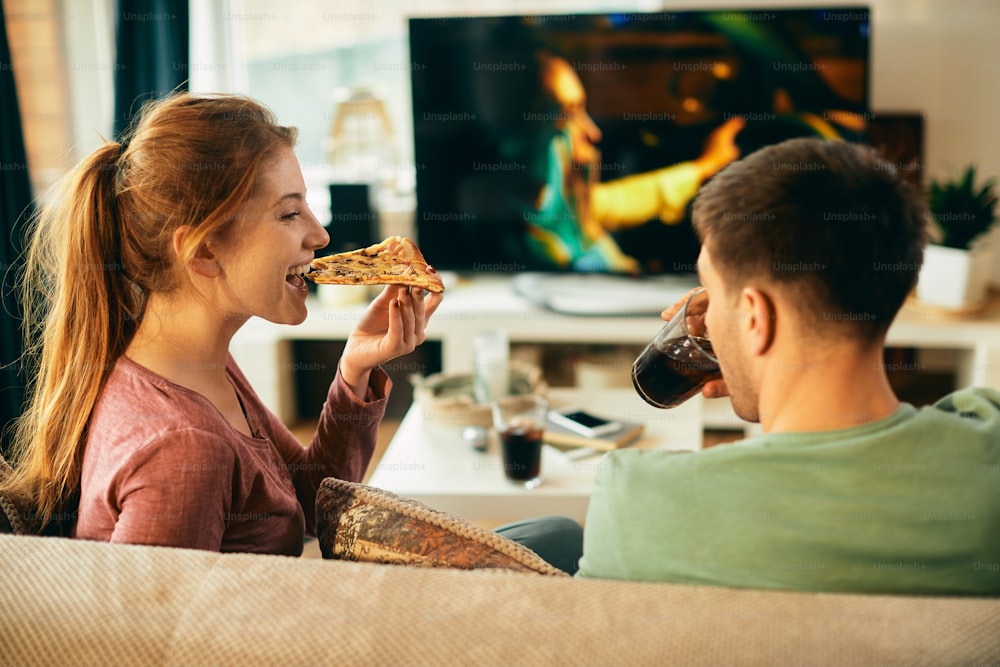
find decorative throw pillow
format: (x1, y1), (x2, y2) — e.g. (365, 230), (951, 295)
(0, 454), (27, 535)
(316, 478), (567, 576)
(0, 454), (77, 537)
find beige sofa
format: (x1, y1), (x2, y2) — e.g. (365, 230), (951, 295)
(1, 532), (998, 666)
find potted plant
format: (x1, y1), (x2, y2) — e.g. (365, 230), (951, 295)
(916, 165), (998, 309)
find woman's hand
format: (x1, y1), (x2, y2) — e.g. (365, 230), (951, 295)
(339, 285), (443, 398)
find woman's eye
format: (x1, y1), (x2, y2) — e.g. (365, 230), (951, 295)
(281, 211), (301, 221)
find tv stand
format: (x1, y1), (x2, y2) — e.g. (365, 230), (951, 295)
(231, 276), (1000, 425)
(511, 273), (698, 316)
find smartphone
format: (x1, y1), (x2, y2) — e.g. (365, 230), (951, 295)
(547, 408), (621, 438)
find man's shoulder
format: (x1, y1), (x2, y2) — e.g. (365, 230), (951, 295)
(925, 387), (1000, 422)
(598, 443), (754, 488)
(598, 386), (1000, 480)
(892, 386), (1000, 446)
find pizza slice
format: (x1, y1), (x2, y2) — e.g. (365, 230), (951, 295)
(306, 236), (445, 293)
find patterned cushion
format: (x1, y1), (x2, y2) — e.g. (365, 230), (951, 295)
(0, 454), (27, 535)
(316, 477), (567, 576)
(0, 453), (77, 536)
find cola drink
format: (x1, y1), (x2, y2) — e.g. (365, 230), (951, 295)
(499, 422), (544, 484)
(632, 335), (722, 409)
(491, 395), (547, 489)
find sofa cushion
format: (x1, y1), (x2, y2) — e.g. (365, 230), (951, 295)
(316, 477), (566, 575)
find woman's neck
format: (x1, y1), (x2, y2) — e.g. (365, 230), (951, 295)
(125, 291), (245, 389)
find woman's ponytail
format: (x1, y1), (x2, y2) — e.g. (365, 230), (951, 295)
(4, 141), (136, 528)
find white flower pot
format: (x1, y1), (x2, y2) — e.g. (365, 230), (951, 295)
(988, 226), (1000, 288)
(916, 242), (993, 309)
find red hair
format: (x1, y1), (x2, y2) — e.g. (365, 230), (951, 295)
(5, 94), (297, 528)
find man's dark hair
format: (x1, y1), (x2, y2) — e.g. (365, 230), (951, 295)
(692, 137), (928, 340)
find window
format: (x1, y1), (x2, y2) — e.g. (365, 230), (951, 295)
(234, 0), (648, 228)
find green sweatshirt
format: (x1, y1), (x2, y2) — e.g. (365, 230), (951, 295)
(577, 387), (1000, 595)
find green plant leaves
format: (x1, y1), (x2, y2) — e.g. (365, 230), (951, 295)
(928, 165), (998, 250)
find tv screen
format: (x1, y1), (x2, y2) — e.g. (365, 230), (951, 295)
(409, 8), (871, 276)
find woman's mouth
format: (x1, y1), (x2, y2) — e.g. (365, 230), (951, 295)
(285, 264), (311, 290)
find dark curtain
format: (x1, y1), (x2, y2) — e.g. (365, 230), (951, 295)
(113, 0), (189, 138)
(0, 0), (32, 459)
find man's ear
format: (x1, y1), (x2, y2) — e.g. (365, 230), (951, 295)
(740, 287), (775, 357)
(172, 226), (221, 278)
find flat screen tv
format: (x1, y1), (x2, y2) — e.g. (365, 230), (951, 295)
(409, 8), (871, 277)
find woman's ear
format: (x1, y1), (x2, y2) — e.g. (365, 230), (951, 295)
(173, 226), (221, 278)
(740, 287), (776, 357)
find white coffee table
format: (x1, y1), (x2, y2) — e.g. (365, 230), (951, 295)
(367, 388), (704, 522)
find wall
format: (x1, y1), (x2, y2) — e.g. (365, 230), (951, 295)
(4, 0), (72, 196)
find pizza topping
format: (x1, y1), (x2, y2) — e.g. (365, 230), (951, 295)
(306, 236), (445, 293)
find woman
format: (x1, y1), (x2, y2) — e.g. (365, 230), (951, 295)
(3, 93), (441, 554)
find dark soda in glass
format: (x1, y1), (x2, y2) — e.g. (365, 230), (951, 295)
(499, 423), (543, 482)
(632, 335), (722, 409)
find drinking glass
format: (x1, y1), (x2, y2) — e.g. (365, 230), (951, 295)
(491, 395), (547, 489)
(632, 288), (722, 409)
(473, 329), (510, 404)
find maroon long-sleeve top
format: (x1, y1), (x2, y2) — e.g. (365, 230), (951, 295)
(73, 355), (388, 555)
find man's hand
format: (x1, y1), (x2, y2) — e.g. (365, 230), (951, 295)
(659, 288), (729, 399)
(658, 287), (702, 323)
(701, 378), (729, 399)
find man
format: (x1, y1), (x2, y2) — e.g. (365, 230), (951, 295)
(577, 137), (1000, 595)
